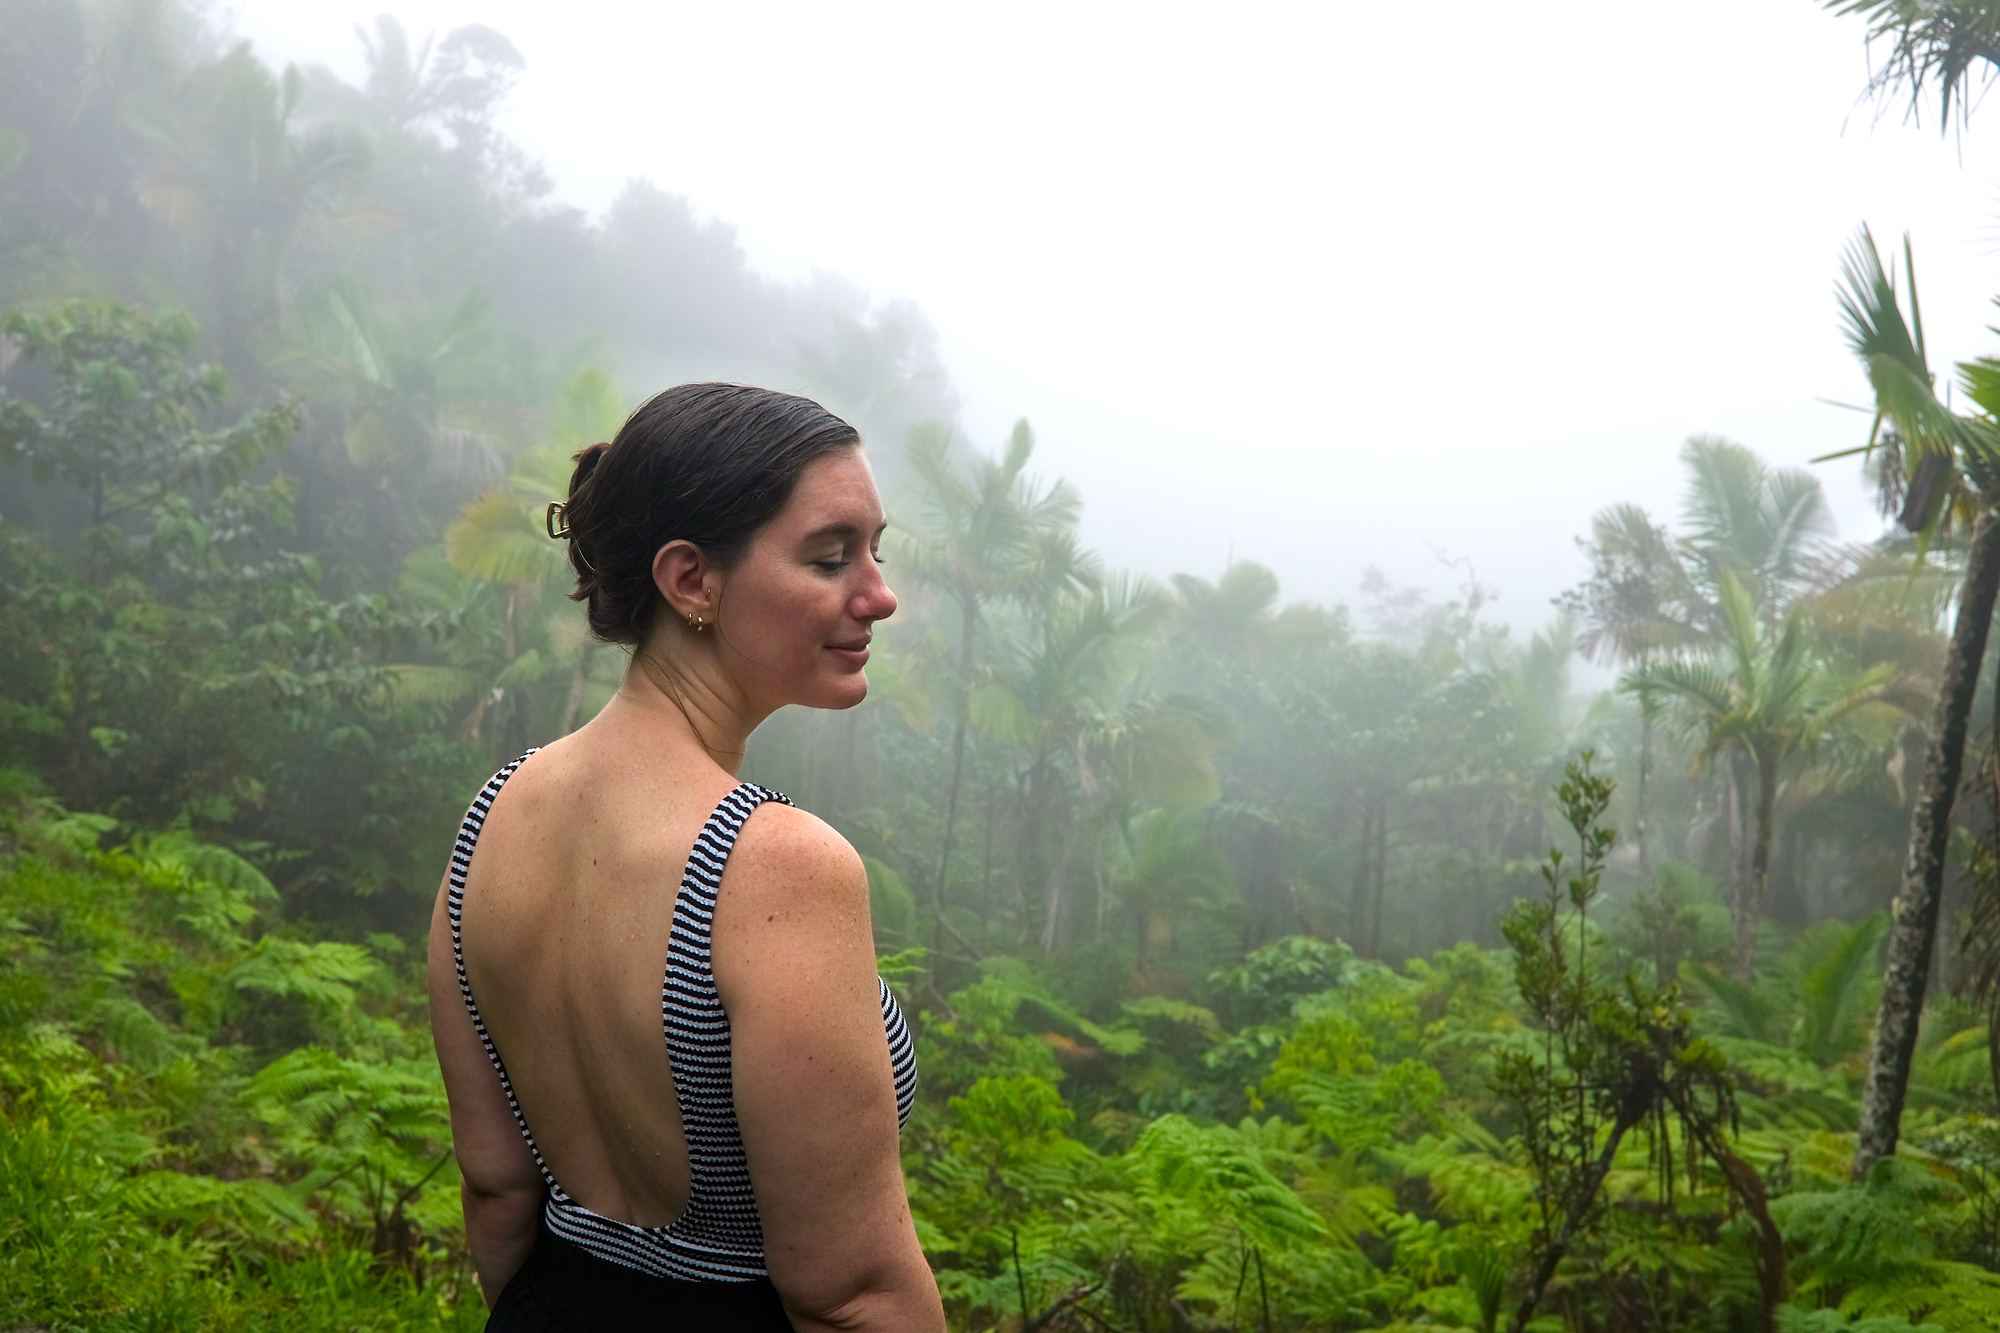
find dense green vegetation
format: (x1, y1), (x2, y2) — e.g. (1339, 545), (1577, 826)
(14, 1), (2000, 1328)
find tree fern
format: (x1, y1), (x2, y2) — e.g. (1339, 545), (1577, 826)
(1126, 1114), (1327, 1250)
(1778, 1159), (2000, 1327)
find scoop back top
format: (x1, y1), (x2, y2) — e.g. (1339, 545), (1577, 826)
(448, 750), (919, 1281)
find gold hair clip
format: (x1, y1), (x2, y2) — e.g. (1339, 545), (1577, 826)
(546, 501), (569, 539)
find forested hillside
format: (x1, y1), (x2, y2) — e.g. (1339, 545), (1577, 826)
(10, 2), (2000, 1330)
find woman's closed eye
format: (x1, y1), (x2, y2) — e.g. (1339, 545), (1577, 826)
(812, 548), (884, 573)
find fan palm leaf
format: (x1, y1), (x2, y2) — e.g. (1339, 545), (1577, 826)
(444, 487), (569, 587)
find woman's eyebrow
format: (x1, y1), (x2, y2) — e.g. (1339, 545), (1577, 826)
(799, 521), (888, 543)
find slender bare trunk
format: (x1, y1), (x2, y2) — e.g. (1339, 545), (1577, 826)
(1637, 710), (1654, 881)
(1349, 801), (1374, 950)
(1369, 802), (1388, 958)
(1724, 754), (1753, 970)
(1735, 747), (1779, 982)
(982, 782), (997, 898)
(1021, 753), (1051, 932)
(1854, 510), (2000, 1181)
(930, 598), (980, 950)
(1093, 863), (1109, 939)
(1040, 815), (1083, 953)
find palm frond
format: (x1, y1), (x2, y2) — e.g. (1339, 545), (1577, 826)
(1790, 914), (1889, 1068)
(1834, 226), (2000, 528)
(1825, 0), (2000, 129)
(444, 488), (570, 587)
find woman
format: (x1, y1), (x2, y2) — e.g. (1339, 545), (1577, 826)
(428, 384), (945, 1331)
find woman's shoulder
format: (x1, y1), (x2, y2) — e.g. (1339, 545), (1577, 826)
(710, 798), (875, 1016)
(729, 797), (861, 876)
(718, 798), (869, 920)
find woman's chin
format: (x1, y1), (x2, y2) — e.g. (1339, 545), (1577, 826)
(799, 671), (869, 711)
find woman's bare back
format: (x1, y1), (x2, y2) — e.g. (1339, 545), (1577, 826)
(453, 736), (742, 1228)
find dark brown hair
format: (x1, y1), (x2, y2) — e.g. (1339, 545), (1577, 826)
(559, 383), (861, 645)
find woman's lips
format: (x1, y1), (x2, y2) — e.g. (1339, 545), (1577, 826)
(827, 640), (870, 668)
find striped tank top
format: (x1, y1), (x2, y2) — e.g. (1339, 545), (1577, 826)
(448, 751), (919, 1281)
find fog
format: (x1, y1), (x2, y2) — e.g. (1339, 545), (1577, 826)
(23, 4), (2000, 1319)
(225, 0), (2000, 630)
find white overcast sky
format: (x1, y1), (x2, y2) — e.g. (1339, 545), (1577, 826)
(220, 0), (2000, 637)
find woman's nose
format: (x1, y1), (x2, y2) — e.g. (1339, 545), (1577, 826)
(857, 561), (897, 622)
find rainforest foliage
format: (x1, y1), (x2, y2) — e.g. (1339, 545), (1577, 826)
(13, 2), (2000, 1330)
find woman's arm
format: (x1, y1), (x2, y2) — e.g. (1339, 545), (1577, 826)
(427, 878), (546, 1305)
(715, 808), (946, 1333)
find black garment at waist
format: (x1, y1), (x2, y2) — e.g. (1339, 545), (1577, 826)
(486, 1216), (794, 1332)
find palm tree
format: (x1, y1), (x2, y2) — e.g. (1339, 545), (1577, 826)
(349, 15), (527, 150)
(1561, 503), (1703, 875)
(0, 0), (181, 301)
(1820, 0), (2000, 1183)
(428, 369), (624, 747)
(1676, 435), (1838, 627)
(143, 47), (371, 378)
(1112, 805), (1235, 972)
(1661, 438), (1838, 897)
(1170, 561), (1284, 658)
(974, 576), (1220, 952)
(1838, 228), (2000, 1181)
(284, 275), (507, 525)
(792, 300), (957, 447)
(894, 420), (1099, 947)
(1624, 570), (1899, 979)
(1571, 439), (1842, 908)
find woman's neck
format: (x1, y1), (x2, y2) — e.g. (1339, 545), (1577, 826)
(608, 646), (768, 776)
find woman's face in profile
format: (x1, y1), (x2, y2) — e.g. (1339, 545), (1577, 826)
(718, 446), (897, 712)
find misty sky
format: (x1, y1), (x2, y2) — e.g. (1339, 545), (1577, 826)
(221, 0), (2000, 641)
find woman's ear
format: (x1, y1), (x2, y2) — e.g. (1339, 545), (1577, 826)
(652, 540), (719, 628)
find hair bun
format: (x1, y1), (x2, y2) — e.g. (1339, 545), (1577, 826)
(569, 441), (609, 497)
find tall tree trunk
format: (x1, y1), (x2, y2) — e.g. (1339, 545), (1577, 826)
(1040, 815), (1083, 953)
(1369, 801), (1389, 958)
(1637, 710), (1654, 881)
(982, 781), (997, 898)
(1360, 804), (1376, 948)
(1724, 754), (1752, 969)
(1735, 747), (1779, 981)
(1094, 863), (1109, 939)
(930, 598), (980, 950)
(1854, 510), (2000, 1181)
